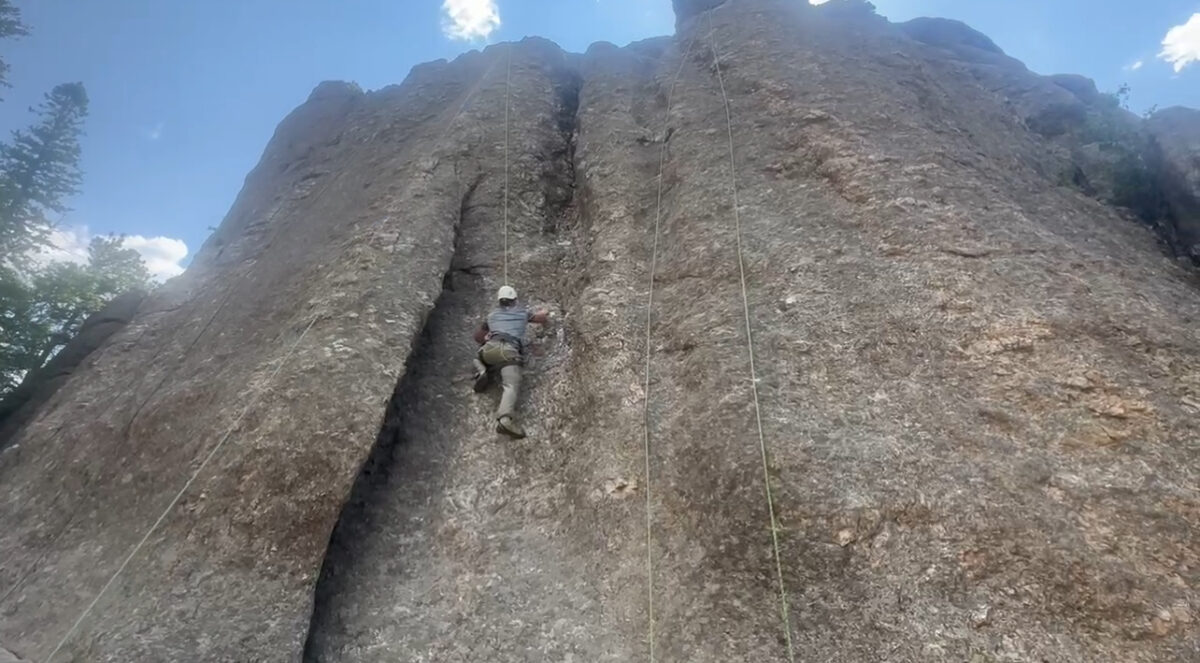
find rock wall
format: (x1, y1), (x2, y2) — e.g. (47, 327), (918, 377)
(1147, 107), (1200, 261)
(2, 1), (1199, 661)
(0, 290), (145, 450)
(897, 15), (1200, 265)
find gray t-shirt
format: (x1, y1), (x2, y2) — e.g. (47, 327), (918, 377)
(486, 306), (531, 341)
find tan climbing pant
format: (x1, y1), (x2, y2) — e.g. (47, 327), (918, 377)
(477, 339), (523, 419)
(478, 339), (521, 367)
(496, 365), (521, 419)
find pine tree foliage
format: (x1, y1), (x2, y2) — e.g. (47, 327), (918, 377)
(0, 0), (29, 95)
(0, 82), (89, 260)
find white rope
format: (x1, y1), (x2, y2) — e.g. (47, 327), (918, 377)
(642, 30), (699, 663)
(503, 45), (512, 286)
(706, 10), (796, 662)
(44, 316), (319, 663)
(41, 55), (504, 663)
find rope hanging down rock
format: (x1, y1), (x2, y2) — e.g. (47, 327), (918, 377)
(503, 45), (512, 286)
(706, 9), (797, 662)
(41, 54), (504, 663)
(641, 28), (700, 663)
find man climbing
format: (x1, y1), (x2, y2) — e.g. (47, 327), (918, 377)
(472, 285), (550, 439)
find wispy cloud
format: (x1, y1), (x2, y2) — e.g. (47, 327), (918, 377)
(30, 226), (91, 267)
(140, 121), (164, 141)
(1159, 12), (1200, 73)
(441, 0), (501, 41)
(30, 225), (189, 282)
(1124, 59), (1144, 71)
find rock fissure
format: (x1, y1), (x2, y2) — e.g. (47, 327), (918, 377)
(3, 4), (1200, 662)
(303, 44), (593, 660)
(303, 168), (481, 654)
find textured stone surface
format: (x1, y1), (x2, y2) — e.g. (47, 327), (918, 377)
(0, 290), (146, 449)
(2, 1), (1199, 662)
(672, 0), (728, 27)
(897, 16), (1090, 140)
(1147, 107), (1200, 261)
(0, 50), (493, 660)
(896, 12), (1196, 263)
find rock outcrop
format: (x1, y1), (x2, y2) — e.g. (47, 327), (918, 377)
(898, 15), (1200, 266)
(0, 290), (145, 450)
(899, 17), (1093, 140)
(2, 1), (1198, 661)
(1147, 107), (1200, 261)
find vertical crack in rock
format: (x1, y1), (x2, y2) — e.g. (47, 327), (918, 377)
(8, 4), (1200, 661)
(543, 63), (582, 231)
(302, 179), (479, 660)
(302, 47), (600, 661)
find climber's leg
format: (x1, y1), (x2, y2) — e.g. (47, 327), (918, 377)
(497, 365), (522, 418)
(496, 365), (525, 438)
(472, 356), (490, 393)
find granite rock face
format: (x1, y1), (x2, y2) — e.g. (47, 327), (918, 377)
(897, 14), (1200, 265)
(0, 290), (146, 449)
(898, 16), (1098, 143)
(2, 1), (1199, 662)
(1147, 107), (1200, 261)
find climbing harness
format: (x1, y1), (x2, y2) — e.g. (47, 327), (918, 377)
(41, 56), (504, 663)
(707, 10), (797, 661)
(641, 29), (700, 663)
(479, 332), (524, 367)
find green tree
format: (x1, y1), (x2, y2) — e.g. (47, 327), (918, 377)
(0, 236), (150, 394)
(0, 262), (41, 391)
(88, 234), (151, 292)
(0, 82), (89, 261)
(0, 0), (28, 96)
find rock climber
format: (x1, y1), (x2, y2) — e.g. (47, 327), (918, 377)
(472, 285), (549, 439)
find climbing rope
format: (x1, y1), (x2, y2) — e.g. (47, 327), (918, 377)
(642, 30), (699, 663)
(41, 55), (503, 663)
(2, 183), (329, 614)
(43, 317), (319, 663)
(706, 11), (796, 661)
(502, 45), (512, 286)
(1, 205), (291, 610)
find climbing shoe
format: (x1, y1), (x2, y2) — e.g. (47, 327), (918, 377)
(496, 415), (526, 439)
(472, 370), (490, 393)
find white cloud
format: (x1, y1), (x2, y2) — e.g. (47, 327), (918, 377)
(809, 0), (831, 4)
(28, 226), (189, 282)
(1126, 59), (1144, 71)
(441, 0), (500, 41)
(122, 235), (188, 280)
(1159, 12), (1200, 72)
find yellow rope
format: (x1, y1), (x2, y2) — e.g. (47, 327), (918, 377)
(642, 30), (699, 663)
(706, 10), (796, 662)
(44, 315), (320, 663)
(42, 56), (503, 663)
(503, 45), (512, 286)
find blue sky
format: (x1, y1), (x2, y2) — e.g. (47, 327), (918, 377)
(2, 0), (1198, 278)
